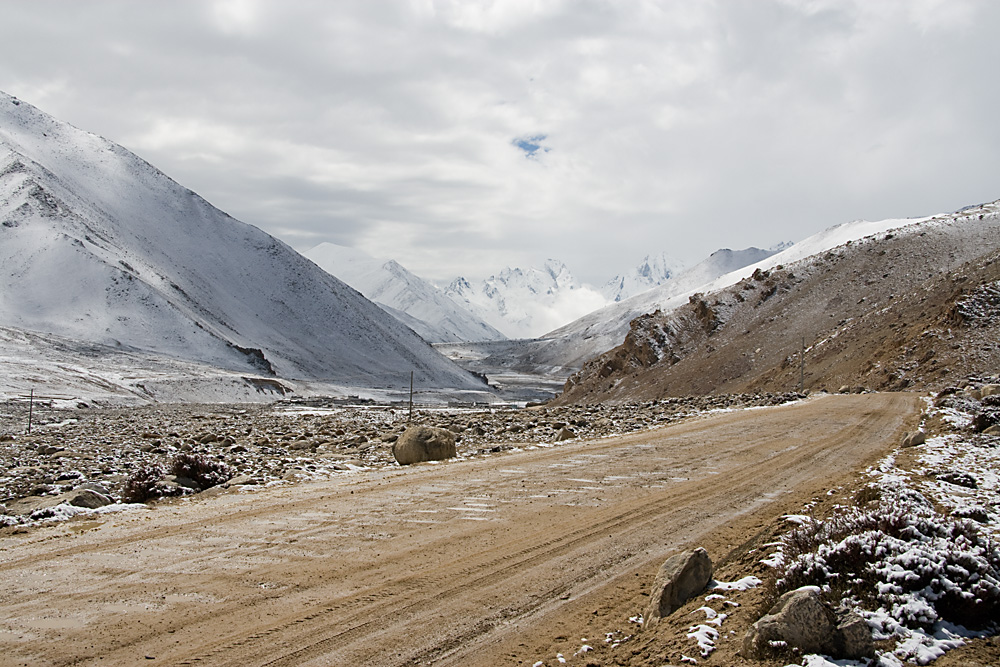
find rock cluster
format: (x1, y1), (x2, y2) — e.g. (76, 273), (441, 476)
(0, 391), (804, 524)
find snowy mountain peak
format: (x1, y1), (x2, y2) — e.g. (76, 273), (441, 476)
(303, 242), (505, 344)
(443, 260), (608, 339)
(602, 251), (687, 302)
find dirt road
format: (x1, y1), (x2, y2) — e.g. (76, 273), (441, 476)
(0, 393), (920, 666)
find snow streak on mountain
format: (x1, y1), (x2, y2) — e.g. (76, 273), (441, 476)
(0, 92), (487, 397)
(304, 243), (505, 344)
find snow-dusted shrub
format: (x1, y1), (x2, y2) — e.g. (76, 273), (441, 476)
(170, 453), (231, 489)
(121, 463), (168, 503)
(776, 485), (1000, 631)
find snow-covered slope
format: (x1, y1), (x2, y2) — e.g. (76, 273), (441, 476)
(444, 260), (608, 339)
(601, 251), (687, 302)
(303, 243), (505, 343)
(485, 246), (785, 373)
(0, 92), (487, 397)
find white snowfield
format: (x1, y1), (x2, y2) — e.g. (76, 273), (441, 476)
(0, 91), (489, 402)
(600, 250), (688, 303)
(444, 259), (609, 340)
(304, 242), (505, 344)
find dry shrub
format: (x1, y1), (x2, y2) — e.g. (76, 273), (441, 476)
(121, 463), (168, 503)
(777, 484), (1000, 631)
(170, 453), (231, 489)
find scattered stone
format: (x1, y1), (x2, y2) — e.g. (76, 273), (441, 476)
(644, 547), (713, 626)
(555, 427), (577, 441)
(744, 588), (835, 656)
(744, 588), (874, 659)
(224, 475), (259, 487)
(75, 482), (111, 496)
(834, 610), (875, 660)
(164, 475), (202, 491)
(952, 506), (991, 523)
(936, 470), (979, 489)
(65, 489), (113, 509)
(982, 384), (1000, 397)
(392, 426), (457, 465)
(902, 431), (926, 447)
(0, 392), (810, 520)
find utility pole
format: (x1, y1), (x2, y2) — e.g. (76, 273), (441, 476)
(27, 387), (34, 435)
(408, 371), (414, 424)
(799, 337), (805, 393)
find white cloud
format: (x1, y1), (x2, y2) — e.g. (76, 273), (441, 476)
(2, 0), (999, 285)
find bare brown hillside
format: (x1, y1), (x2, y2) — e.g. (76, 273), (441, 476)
(556, 203), (1000, 404)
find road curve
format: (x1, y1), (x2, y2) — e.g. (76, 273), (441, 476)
(0, 393), (921, 666)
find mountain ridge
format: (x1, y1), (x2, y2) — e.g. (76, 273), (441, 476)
(0, 91), (488, 401)
(304, 242), (505, 344)
(556, 202), (1000, 404)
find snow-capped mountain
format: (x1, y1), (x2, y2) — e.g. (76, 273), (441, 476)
(476, 246), (787, 374)
(303, 243), (505, 343)
(444, 260), (608, 339)
(0, 91), (488, 398)
(601, 251), (687, 302)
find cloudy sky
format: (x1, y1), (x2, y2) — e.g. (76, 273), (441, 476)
(3, 0), (999, 286)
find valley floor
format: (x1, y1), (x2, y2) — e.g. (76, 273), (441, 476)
(0, 393), (928, 666)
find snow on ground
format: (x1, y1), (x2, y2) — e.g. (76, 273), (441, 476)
(769, 389), (1000, 667)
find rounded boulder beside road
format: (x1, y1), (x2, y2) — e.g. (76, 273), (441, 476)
(392, 426), (457, 465)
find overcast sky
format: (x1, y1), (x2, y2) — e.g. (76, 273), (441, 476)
(3, 0), (999, 285)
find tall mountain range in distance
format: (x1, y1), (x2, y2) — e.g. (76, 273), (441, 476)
(4, 89), (997, 405)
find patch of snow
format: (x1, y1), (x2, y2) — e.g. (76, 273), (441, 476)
(711, 575), (762, 591)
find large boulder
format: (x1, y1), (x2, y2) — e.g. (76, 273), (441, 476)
(644, 547), (713, 626)
(392, 426), (457, 465)
(743, 588), (874, 659)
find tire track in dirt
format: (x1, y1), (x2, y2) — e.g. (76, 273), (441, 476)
(0, 394), (920, 667)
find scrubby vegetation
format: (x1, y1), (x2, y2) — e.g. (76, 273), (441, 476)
(170, 452), (231, 489)
(121, 463), (169, 503)
(776, 483), (1000, 631)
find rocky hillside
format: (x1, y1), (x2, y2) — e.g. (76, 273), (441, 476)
(557, 202), (1000, 404)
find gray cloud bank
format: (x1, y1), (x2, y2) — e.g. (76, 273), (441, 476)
(3, 0), (999, 285)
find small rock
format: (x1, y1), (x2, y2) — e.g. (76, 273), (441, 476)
(66, 489), (113, 509)
(75, 482), (111, 496)
(225, 475), (259, 487)
(555, 427), (576, 441)
(982, 384), (1000, 398)
(901, 431), (926, 447)
(835, 611), (875, 659)
(164, 475), (202, 491)
(936, 470), (978, 489)
(644, 547), (713, 626)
